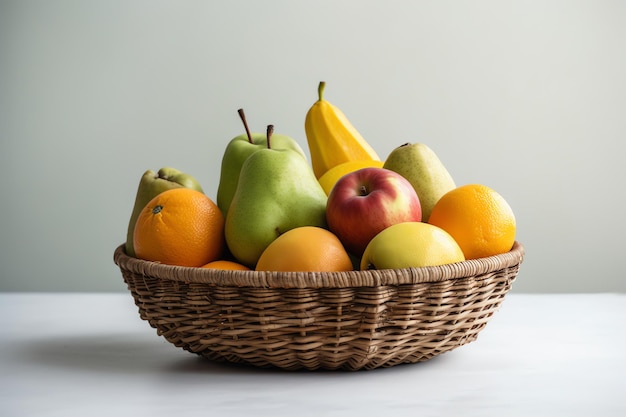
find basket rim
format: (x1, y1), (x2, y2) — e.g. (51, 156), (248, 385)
(113, 241), (524, 289)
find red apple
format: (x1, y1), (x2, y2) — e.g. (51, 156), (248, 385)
(326, 167), (422, 256)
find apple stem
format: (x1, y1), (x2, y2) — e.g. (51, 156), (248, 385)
(318, 81), (326, 101)
(238, 109), (254, 144)
(359, 185), (369, 196)
(266, 125), (274, 149)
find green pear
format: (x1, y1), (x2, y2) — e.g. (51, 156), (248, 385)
(383, 143), (456, 222)
(125, 167), (204, 257)
(225, 126), (327, 268)
(216, 109), (306, 216)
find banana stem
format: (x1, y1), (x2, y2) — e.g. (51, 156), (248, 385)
(238, 108), (254, 144)
(318, 81), (326, 101)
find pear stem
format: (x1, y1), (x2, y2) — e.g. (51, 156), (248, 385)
(318, 81), (326, 101)
(238, 108), (253, 144)
(266, 125), (274, 149)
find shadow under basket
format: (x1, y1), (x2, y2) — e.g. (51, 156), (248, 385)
(113, 241), (524, 371)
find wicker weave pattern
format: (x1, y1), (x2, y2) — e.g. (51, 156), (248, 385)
(114, 241), (524, 370)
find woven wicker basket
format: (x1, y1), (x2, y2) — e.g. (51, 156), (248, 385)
(113, 241), (524, 371)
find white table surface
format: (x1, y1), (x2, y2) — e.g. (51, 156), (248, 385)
(2, 292), (624, 417)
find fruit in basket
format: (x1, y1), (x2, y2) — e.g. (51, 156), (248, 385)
(317, 159), (384, 195)
(428, 184), (516, 259)
(305, 81), (380, 178)
(217, 109), (306, 216)
(201, 260), (251, 270)
(383, 142), (456, 222)
(125, 167), (204, 257)
(360, 222), (465, 269)
(326, 167), (422, 256)
(133, 188), (225, 267)
(255, 226), (353, 272)
(225, 125), (328, 268)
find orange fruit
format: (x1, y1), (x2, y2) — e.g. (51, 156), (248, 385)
(201, 260), (250, 271)
(318, 160), (384, 195)
(133, 188), (225, 267)
(428, 184), (516, 260)
(255, 226), (353, 272)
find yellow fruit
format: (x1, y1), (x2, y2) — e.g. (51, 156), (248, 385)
(304, 81), (380, 178)
(428, 184), (516, 259)
(318, 160), (384, 195)
(255, 226), (353, 272)
(360, 222), (465, 270)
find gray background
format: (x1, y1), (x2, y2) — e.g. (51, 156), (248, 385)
(1, 0), (624, 293)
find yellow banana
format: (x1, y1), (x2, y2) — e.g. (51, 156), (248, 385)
(305, 81), (380, 178)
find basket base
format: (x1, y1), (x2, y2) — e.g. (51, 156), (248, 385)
(122, 270), (518, 370)
(114, 242), (524, 371)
